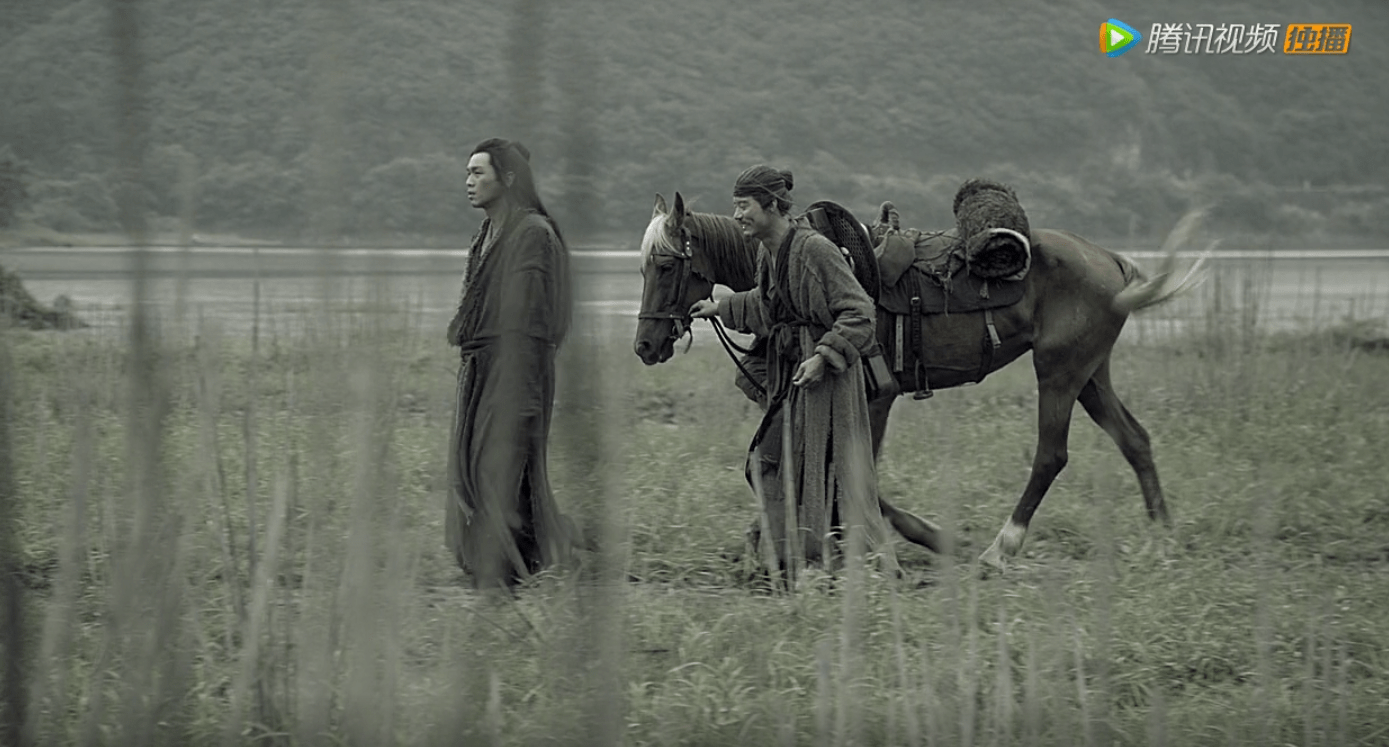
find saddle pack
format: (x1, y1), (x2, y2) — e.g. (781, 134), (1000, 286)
(869, 179), (1033, 399)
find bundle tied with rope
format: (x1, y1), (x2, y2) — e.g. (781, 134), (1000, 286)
(953, 178), (1031, 280)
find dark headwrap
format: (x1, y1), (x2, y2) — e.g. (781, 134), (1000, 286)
(733, 164), (794, 212)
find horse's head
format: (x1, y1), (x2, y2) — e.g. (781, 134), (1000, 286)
(634, 192), (717, 365)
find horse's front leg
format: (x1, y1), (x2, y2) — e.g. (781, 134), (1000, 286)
(879, 499), (949, 554)
(979, 373), (1083, 573)
(868, 393), (894, 463)
(870, 394), (950, 554)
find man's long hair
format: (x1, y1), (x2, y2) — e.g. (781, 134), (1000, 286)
(466, 137), (572, 346)
(470, 138), (566, 244)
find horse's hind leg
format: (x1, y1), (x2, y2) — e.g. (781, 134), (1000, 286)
(1076, 358), (1171, 526)
(979, 369), (1087, 572)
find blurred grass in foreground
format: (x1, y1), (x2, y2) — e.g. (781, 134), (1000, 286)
(2, 272), (1388, 746)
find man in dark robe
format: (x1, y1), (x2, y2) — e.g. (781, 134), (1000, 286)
(690, 165), (898, 580)
(445, 138), (573, 589)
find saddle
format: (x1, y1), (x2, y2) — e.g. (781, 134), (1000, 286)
(869, 179), (1033, 399)
(875, 227), (1026, 316)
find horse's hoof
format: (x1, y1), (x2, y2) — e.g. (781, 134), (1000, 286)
(977, 550), (1007, 578)
(977, 520), (1026, 577)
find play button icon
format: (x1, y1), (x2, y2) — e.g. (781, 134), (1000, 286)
(1100, 19), (1141, 57)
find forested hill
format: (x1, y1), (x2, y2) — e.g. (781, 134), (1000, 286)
(3, 0), (1387, 245)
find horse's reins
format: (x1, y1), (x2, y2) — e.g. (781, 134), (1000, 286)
(710, 316), (765, 398)
(638, 225), (767, 397)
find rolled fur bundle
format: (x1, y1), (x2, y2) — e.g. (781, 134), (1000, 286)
(953, 178), (1031, 280)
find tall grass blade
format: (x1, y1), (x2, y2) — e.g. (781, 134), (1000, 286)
(0, 325), (28, 747)
(890, 586), (921, 747)
(339, 299), (399, 746)
(815, 637), (833, 747)
(243, 268), (261, 582)
(1147, 687), (1167, 747)
(992, 605), (1013, 747)
(23, 382), (95, 745)
(223, 471), (291, 746)
(1022, 625), (1042, 747)
(959, 579), (979, 747)
(1073, 626), (1091, 747)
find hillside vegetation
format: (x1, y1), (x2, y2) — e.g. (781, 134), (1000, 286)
(2, 0), (1387, 245)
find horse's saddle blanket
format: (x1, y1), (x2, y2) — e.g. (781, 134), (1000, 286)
(875, 229), (1025, 315)
(875, 306), (998, 384)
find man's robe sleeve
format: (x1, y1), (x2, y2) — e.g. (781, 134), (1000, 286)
(806, 238), (875, 375)
(716, 288), (773, 337)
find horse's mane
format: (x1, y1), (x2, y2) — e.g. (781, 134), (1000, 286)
(688, 212), (750, 258)
(639, 211), (677, 265)
(640, 210), (750, 264)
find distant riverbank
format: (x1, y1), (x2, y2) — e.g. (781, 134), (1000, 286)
(5, 225), (1387, 254)
(4, 242), (1386, 344)
(0, 226), (635, 252)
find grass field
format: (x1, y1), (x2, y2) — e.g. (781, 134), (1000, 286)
(2, 277), (1388, 746)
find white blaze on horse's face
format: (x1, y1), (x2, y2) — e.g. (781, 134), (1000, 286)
(732, 196), (771, 241)
(465, 153), (505, 210)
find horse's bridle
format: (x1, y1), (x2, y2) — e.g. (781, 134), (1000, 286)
(637, 223), (765, 393)
(637, 225), (698, 348)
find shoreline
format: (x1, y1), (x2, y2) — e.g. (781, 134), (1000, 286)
(5, 226), (1388, 254)
(0, 226), (634, 252)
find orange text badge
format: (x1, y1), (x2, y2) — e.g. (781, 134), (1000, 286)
(1283, 24), (1352, 54)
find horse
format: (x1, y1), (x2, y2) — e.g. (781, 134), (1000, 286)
(634, 191), (1205, 572)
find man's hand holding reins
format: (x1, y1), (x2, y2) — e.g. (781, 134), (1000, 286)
(688, 299), (719, 319)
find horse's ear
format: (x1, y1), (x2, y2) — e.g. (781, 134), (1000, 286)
(673, 192), (688, 226)
(653, 193), (668, 218)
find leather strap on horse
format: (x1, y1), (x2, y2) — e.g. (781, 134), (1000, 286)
(747, 380), (791, 461)
(893, 315), (905, 373)
(910, 296), (933, 400)
(711, 316), (767, 399)
(745, 322), (801, 468)
(976, 308), (1002, 383)
(637, 225), (695, 351)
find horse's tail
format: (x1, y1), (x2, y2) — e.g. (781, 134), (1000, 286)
(1112, 210), (1213, 315)
(1112, 249), (1211, 314)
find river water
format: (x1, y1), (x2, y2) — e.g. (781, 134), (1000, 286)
(3, 244), (1387, 343)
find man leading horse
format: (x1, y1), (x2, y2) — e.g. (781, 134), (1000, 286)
(641, 171), (1207, 574)
(689, 165), (900, 582)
